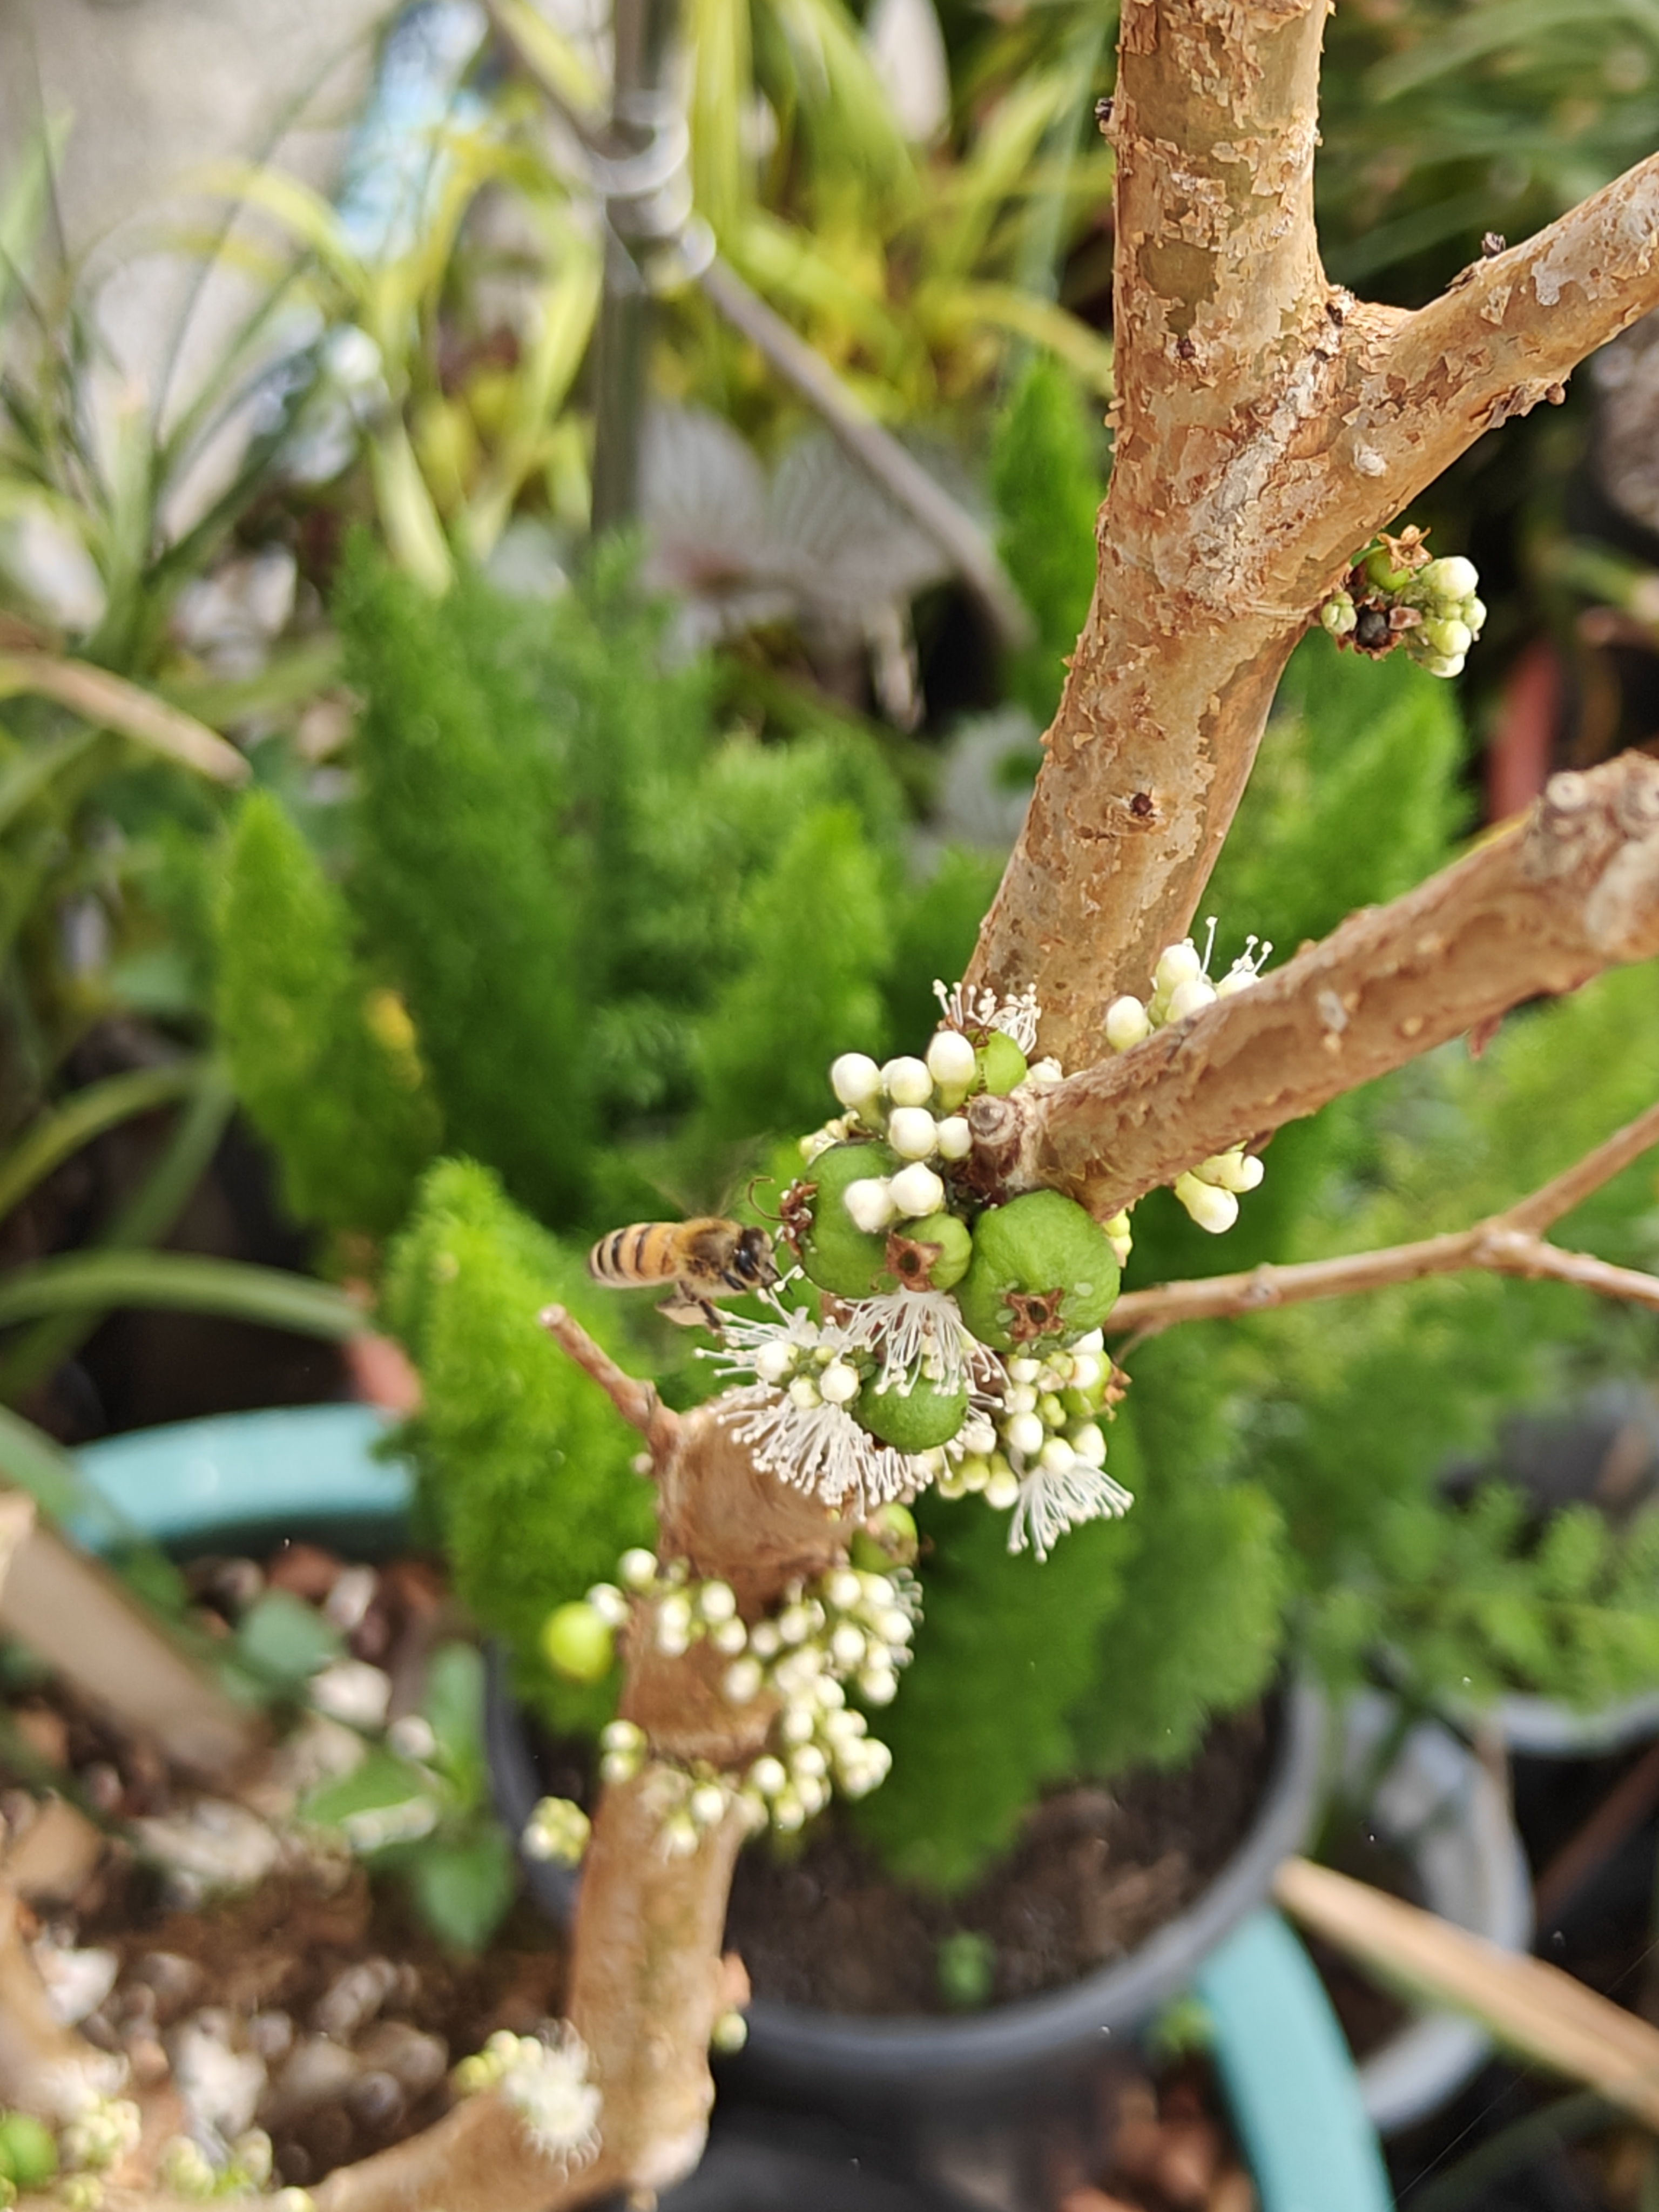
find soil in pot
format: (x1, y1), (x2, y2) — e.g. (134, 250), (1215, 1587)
(721, 1703), (1276, 2017)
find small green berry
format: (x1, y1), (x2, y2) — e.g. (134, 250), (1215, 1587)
(853, 1376), (969, 1453)
(975, 1031), (1028, 1096)
(0, 2114), (57, 2189)
(798, 1143), (901, 1298)
(885, 1211), (973, 1292)
(540, 1601), (615, 1684)
(955, 1191), (1120, 1352)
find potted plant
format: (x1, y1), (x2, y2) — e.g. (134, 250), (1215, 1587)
(12, 2), (1659, 2207)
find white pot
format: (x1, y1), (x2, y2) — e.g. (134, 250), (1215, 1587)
(1341, 1693), (1533, 2134)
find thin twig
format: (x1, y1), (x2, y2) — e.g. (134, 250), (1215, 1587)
(1109, 1098), (1659, 1337)
(538, 1305), (678, 1448)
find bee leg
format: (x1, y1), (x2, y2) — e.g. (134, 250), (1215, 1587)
(657, 1291), (723, 1333)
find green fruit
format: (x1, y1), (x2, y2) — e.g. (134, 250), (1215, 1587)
(1362, 549), (1411, 593)
(885, 1211), (973, 1292)
(955, 1191), (1120, 1352)
(541, 1601), (615, 1684)
(854, 1376), (969, 1453)
(798, 1142), (899, 1299)
(851, 1502), (919, 1569)
(975, 1032), (1028, 1095)
(0, 2115), (58, 2188)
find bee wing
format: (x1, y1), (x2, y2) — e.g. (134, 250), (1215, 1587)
(658, 1291), (718, 1331)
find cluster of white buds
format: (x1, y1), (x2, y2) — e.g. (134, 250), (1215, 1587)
(720, 1566), (918, 1827)
(1319, 534), (1486, 680)
(522, 1795), (591, 1865)
(157, 2131), (275, 2202)
(818, 1039), (975, 1228)
(541, 1547), (750, 1689)
(932, 1332), (1131, 1558)
(60, 2096), (141, 2176)
(454, 2028), (601, 2169)
(1102, 923), (1270, 1236)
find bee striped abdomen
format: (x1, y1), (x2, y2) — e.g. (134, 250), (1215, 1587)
(588, 1223), (683, 1286)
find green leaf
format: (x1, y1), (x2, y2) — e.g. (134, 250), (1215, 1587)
(305, 1746), (434, 1836)
(0, 1251), (360, 1339)
(235, 1588), (343, 1687)
(422, 1641), (487, 1811)
(407, 1826), (516, 1953)
(0, 1063), (203, 1222)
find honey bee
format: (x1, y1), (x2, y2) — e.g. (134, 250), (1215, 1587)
(586, 1219), (779, 1330)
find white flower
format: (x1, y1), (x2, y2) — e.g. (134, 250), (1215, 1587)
(499, 2025), (602, 2169)
(718, 1386), (917, 1513)
(1008, 1459), (1135, 1561)
(932, 977), (1041, 1055)
(840, 1289), (992, 1399)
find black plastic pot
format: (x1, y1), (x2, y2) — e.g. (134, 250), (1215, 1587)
(485, 1650), (1326, 2115)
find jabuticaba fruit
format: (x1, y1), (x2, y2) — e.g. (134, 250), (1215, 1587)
(974, 1030), (1028, 1096)
(797, 1142), (900, 1299)
(955, 1190), (1120, 1352)
(886, 1210), (973, 1293)
(854, 1374), (969, 1452)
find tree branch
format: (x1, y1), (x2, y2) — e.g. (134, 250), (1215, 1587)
(1109, 1096), (1659, 1337)
(968, 752), (1659, 1219)
(969, 7), (1659, 1067)
(539, 1305), (678, 1451)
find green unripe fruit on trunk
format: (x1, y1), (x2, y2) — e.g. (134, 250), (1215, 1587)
(0, 2115), (58, 2188)
(854, 1375), (969, 1453)
(852, 1502), (919, 1569)
(885, 1211), (973, 1292)
(1362, 548), (1412, 594)
(975, 1032), (1028, 1096)
(798, 1142), (900, 1298)
(955, 1191), (1120, 1351)
(541, 1601), (615, 1684)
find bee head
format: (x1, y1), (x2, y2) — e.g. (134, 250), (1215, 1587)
(732, 1225), (781, 1289)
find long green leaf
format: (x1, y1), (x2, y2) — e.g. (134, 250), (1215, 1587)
(0, 1252), (359, 1338)
(0, 654), (247, 784)
(0, 1063), (204, 1221)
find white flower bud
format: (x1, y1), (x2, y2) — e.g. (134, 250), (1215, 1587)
(1004, 1410), (1046, 1458)
(844, 1177), (898, 1233)
(748, 1621), (781, 1659)
(955, 1455), (990, 1493)
(830, 1623), (867, 1669)
(830, 1053), (882, 1108)
(755, 1339), (796, 1384)
(724, 1657), (763, 1704)
(712, 2010), (749, 2053)
(1070, 1421), (1108, 1467)
(1003, 1384), (1038, 1416)
(1165, 976), (1218, 1023)
(798, 1776), (831, 1817)
(787, 1375), (822, 1410)
(584, 1582), (629, 1627)
(801, 1127), (837, 1163)
(1105, 995), (1152, 1052)
(1154, 940), (1203, 994)
(862, 1738), (893, 1782)
(818, 1361), (861, 1407)
(1421, 554), (1479, 602)
(887, 1107), (939, 1160)
(1073, 1329), (1105, 1352)
(1421, 616), (1472, 658)
(1008, 1357), (1042, 1385)
(749, 1756), (787, 1797)
(662, 1812), (701, 1857)
(618, 1549), (657, 1590)
(961, 1417), (999, 1456)
(1174, 1172), (1240, 1234)
(824, 1707), (866, 1744)
(875, 1608), (913, 1645)
(858, 1573), (894, 1604)
(1465, 596), (1487, 636)
(602, 1718), (645, 1754)
(778, 1604), (812, 1646)
(858, 1666), (898, 1705)
(814, 1674), (847, 1710)
(1025, 1057), (1064, 1091)
(888, 1162), (946, 1217)
(791, 1743), (828, 1781)
(658, 1591), (692, 1636)
(1424, 652), (1465, 678)
(772, 1788), (806, 1832)
(697, 1580), (737, 1623)
(985, 1468), (1021, 1508)
(935, 1115), (973, 1160)
(690, 1783), (727, 1827)
(882, 1056), (934, 1107)
(1215, 968), (1257, 999)
(1039, 1435), (1077, 1476)
(601, 1748), (641, 1784)
(926, 1029), (978, 1090)
(780, 1704), (815, 1743)
(827, 1569), (864, 1610)
(1070, 1353), (1103, 1394)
